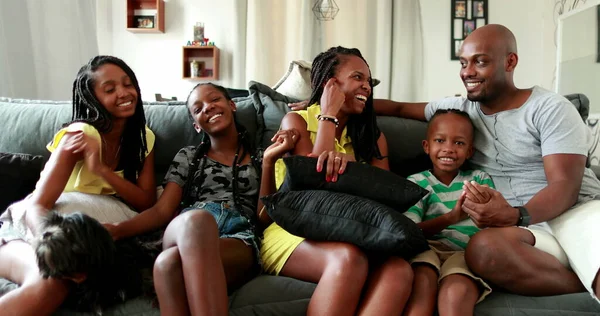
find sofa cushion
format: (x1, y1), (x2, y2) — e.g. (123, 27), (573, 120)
(240, 81), (300, 150)
(0, 153), (46, 214)
(281, 155), (427, 211)
(263, 190), (429, 258)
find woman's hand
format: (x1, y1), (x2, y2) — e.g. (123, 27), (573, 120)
(263, 129), (300, 165)
(314, 151), (356, 182)
(319, 78), (345, 117)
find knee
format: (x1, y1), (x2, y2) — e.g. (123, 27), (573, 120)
(438, 275), (477, 306)
(465, 230), (506, 276)
(178, 211), (219, 239)
(153, 248), (183, 278)
(326, 243), (369, 279)
(379, 257), (414, 285)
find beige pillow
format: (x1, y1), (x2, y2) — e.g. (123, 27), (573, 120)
(273, 60), (381, 101)
(273, 60), (313, 101)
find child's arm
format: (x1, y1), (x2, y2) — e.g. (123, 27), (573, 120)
(26, 133), (83, 235)
(257, 129), (299, 229)
(105, 182), (182, 240)
(75, 132), (156, 210)
(417, 191), (468, 238)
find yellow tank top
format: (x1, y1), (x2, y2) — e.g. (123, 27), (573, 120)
(274, 104), (354, 188)
(46, 122), (155, 195)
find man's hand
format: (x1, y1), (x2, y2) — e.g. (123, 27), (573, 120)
(288, 100), (309, 111)
(462, 181), (519, 228)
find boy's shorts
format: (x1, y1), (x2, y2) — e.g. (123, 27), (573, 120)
(410, 240), (492, 303)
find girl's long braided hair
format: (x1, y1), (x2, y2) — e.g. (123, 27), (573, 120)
(179, 83), (261, 215)
(307, 46), (383, 163)
(68, 55), (148, 183)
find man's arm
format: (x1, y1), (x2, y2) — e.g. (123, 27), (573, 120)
(373, 99), (428, 121)
(462, 154), (585, 227)
(525, 153), (585, 223)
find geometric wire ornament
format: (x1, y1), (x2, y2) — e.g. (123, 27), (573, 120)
(312, 0), (339, 21)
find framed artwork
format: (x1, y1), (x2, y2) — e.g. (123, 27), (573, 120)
(134, 15), (155, 28)
(450, 0), (488, 60)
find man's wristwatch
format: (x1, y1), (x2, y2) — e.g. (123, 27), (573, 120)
(515, 206), (531, 227)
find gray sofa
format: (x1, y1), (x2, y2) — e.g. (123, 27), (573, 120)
(0, 86), (599, 315)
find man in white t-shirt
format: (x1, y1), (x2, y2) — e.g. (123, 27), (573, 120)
(374, 24), (600, 303)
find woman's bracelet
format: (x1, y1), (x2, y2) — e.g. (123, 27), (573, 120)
(316, 114), (339, 127)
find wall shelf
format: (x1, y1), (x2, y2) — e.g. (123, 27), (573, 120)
(127, 0), (165, 33)
(182, 46), (220, 80)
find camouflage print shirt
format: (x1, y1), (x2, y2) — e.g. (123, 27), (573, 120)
(164, 146), (260, 220)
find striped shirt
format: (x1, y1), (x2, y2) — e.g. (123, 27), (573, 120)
(405, 169), (495, 250)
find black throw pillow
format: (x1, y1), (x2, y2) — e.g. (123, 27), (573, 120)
(262, 190), (429, 258)
(0, 153), (45, 214)
(281, 156), (428, 212)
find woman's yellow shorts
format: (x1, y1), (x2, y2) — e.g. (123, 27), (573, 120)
(260, 222), (305, 275)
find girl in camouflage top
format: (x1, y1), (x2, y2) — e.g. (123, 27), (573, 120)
(105, 83), (298, 315)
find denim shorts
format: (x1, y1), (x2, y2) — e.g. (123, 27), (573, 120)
(181, 201), (260, 266)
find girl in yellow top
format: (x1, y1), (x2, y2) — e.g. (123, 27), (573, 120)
(0, 56), (156, 316)
(259, 46), (413, 316)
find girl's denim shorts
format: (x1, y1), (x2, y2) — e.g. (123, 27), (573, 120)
(181, 201), (260, 266)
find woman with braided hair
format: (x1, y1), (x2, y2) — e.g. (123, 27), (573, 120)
(0, 55), (156, 315)
(260, 46), (414, 315)
(105, 83), (298, 315)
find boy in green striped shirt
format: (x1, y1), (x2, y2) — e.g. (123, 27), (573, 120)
(403, 109), (495, 316)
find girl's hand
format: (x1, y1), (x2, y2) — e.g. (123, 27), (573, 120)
(103, 222), (120, 241)
(319, 78), (345, 117)
(263, 129), (300, 165)
(313, 151), (356, 182)
(65, 133), (108, 176)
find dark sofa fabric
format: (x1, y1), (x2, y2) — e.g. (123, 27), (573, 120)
(0, 94), (599, 315)
(0, 152), (45, 214)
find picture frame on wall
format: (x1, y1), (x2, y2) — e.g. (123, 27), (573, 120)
(135, 15), (155, 28)
(455, 1), (466, 18)
(450, 0), (488, 60)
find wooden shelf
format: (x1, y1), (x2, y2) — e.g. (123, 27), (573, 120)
(127, 0), (165, 33)
(182, 46), (220, 80)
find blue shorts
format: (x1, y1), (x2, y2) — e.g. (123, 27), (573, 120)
(181, 202), (260, 265)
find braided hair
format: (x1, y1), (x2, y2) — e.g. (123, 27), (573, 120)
(179, 83), (262, 215)
(68, 55), (148, 184)
(307, 46), (383, 163)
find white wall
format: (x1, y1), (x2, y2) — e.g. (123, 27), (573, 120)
(98, 0), (243, 101)
(97, 0), (559, 102)
(419, 0), (556, 100)
(558, 3), (600, 113)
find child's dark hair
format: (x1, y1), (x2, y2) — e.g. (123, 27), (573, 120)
(308, 46), (382, 163)
(180, 83), (262, 215)
(69, 55), (148, 184)
(428, 109), (474, 135)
